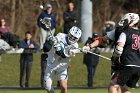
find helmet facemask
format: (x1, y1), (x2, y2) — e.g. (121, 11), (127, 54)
(68, 26), (82, 44)
(68, 34), (79, 44)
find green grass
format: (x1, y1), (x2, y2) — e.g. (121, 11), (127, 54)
(0, 53), (42, 87)
(0, 88), (140, 93)
(0, 49), (139, 88)
(0, 52), (112, 87)
(0, 51), (140, 93)
(0, 89), (107, 93)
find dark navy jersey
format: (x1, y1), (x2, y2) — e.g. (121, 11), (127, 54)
(120, 28), (140, 66)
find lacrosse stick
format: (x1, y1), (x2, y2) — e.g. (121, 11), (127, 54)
(73, 47), (111, 61)
(41, 17), (57, 45)
(86, 50), (111, 61)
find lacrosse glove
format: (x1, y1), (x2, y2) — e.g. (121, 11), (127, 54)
(48, 35), (58, 45)
(54, 43), (66, 58)
(81, 46), (90, 53)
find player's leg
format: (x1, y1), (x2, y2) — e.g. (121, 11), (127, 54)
(108, 71), (122, 93)
(44, 67), (55, 93)
(41, 54), (47, 87)
(58, 69), (68, 93)
(108, 67), (132, 93)
(44, 78), (54, 93)
(108, 84), (121, 93)
(59, 80), (67, 93)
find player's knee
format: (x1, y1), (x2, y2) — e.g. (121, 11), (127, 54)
(61, 85), (67, 91)
(109, 83), (120, 91)
(44, 84), (51, 91)
(44, 80), (51, 91)
(60, 80), (67, 91)
(44, 86), (54, 93)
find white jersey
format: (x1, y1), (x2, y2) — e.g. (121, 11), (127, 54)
(47, 33), (78, 72)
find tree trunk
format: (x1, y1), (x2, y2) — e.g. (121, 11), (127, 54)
(56, 0), (64, 27)
(10, 0), (16, 33)
(15, 0), (24, 35)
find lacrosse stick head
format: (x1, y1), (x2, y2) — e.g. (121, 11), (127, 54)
(41, 17), (51, 30)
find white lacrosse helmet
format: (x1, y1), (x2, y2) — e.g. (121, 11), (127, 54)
(68, 26), (82, 44)
(118, 13), (139, 27)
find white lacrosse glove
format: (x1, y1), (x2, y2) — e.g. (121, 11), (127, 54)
(63, 47), (76, 57)
(68, 49), (75, 57)
(81, 46), (90, 53)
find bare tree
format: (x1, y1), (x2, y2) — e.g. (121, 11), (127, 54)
(15, 0), (25, 35)
(0, 0), (140, 40)
(10, 0), (16, 32)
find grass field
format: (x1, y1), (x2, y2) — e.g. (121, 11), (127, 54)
(0, 88), (140, 93)
(0, 48), (140, 93)
(0, 52), (112, 87)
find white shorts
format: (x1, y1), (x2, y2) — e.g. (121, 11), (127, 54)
(44, 66), (68, 81)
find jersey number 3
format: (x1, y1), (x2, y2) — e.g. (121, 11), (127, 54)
(132, 34), (140, 50)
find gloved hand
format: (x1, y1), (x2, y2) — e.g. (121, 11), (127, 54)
(54, 43), (66, 58)
(48, 35), (58, 45)
(111, 56), (121, 68)
(111, 56), (121, 75)
(81, 46), (90, 53)
(68, 49), (75, 57)
(111, 55), (120, 64)
(54, 43), (64, 51)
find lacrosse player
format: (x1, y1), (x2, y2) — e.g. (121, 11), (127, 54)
(44, 26), (82, 93)
(82, 13), (140, 93)
(108, 13), (140, 93)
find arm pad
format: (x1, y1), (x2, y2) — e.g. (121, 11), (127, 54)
(113, 45), (123, 57)
(111, 45), (123, 64)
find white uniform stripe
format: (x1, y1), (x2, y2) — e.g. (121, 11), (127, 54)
(125, 65), (140, 68)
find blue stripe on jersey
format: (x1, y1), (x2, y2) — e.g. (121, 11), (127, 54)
(65, 36), (70, 45)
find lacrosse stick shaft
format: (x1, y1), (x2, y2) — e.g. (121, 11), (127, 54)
(87, 51), (111, 61)
(49, 28), (53, 36)
(75, 48), (111, 61)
